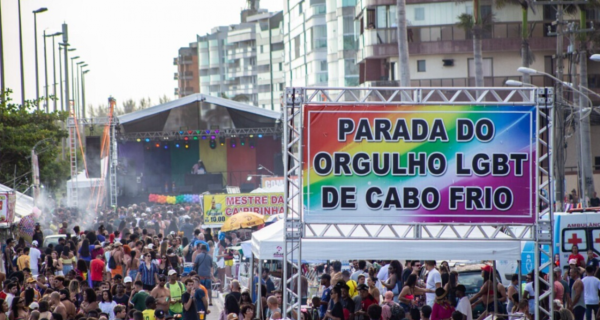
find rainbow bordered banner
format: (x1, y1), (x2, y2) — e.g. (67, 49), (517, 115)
(302, 105), (537, 225)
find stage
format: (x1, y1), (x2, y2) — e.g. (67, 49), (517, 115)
(108, 94), (284, 206)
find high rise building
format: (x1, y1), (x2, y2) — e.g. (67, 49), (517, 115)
(194, 1), (285, 110)
(353, 0), (560, 87)
(283, 0), (328, 87)
(174, 43), (199, 97)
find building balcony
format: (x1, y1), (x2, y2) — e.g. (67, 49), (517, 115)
(227, 47), (257, 59)
(174, 73), (178, 80)
(357, 23), (556, 62)
(173, 58), (179, 65)
(174, 88), (179, 96)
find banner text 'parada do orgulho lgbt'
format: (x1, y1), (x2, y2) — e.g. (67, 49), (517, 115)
(302, 105), (537, 225)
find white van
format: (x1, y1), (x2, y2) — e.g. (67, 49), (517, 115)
(554, 209), (600, 270)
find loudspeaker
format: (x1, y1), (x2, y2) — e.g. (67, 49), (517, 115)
(85, 137), (102, 178)
(273, 153), (284, 176)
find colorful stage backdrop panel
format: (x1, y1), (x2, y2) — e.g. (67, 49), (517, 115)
(302, 105), (537, 225)
(203, 193), (284, 225)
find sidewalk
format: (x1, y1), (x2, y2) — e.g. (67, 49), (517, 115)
(206, 292), (224, 320)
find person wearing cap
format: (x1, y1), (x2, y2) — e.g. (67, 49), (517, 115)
(166, 270), (183, 316)
(469, 265), (507, 316)
(154, 309), (166, 320)
(142, 296), (157, 320)
(123, 277), (134, 296)
(357, 283), (377, 316)
(29, 240), (42, 276)
(21, 278), (41, 303)
(150, 275), (170, 312)
(431, 288), (455, 320)
(454, 285), (471, 320)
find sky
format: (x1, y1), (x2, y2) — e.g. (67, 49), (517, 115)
(2, 0), (284, 112)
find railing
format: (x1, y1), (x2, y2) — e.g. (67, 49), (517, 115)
(360, 22), (550, 47)
(363, 74), (600, 91)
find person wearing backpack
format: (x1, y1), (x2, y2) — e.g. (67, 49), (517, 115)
(166, 270), (184, 316)
(382, 292), (402, 320)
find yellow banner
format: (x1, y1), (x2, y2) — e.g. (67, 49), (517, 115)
(203, 193), (284, 225)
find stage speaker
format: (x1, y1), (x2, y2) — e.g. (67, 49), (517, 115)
(273, 153), (284, 176)
(240, 183), (255, 193)
(208, 184), (223, 193)
(85, 137), (102, 178)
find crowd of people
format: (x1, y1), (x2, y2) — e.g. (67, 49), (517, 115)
(3, 203), (600, 320)
(0, 203), (253, 320)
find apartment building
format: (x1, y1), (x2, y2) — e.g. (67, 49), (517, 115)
(174, 0), (284, 110)
(354, 0), (570, 87)
(174, 43), (199, 97)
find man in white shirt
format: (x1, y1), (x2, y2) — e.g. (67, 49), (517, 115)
(29, 241), (42, 276)
(582, 265), (600, 320)
(455, 285), (472, 320)
(376, 261), (390, 293)
(424, 261), (441, 307)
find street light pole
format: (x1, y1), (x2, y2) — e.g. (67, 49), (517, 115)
(76, 61), (84, 117)
(82, 70), (89, 119)
(17, 0), (26, 107)
(0, 0), (5, 97)
(43, 30), (49, 112)
(33, 8), (48, 109)
(518, 66), (592, 208)
(70, 56), (80, 115)
(47, 32), (62, 112)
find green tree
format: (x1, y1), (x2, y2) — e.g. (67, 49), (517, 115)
(0, 90), (70, 195)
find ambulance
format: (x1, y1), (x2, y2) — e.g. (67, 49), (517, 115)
(554, 207), (600, 270)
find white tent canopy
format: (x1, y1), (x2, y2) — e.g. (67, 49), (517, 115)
(0, 183), (34, 219)
(250, 219), (522, 261)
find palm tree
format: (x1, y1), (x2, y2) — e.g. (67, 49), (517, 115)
(495, 0), (536, 83)
(472, 0), (484, 87)
(397, 0), (411, 87)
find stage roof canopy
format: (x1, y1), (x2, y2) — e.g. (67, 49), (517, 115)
(119, 94), (281, 134)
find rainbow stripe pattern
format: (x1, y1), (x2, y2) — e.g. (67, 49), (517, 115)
(302, 104), (537, 224)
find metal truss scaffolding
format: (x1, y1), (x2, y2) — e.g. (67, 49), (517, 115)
(66, 115), (118, 208)
(116, 127), (281, 141)
(282, 87), (555, 320)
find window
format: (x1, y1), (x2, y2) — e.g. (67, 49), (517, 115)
(344, 59), (359, 76)
(279, 62), (283, 71)
(312, 25), (327, 49)
(294, 35), (301, 59)
(417, 60), (426, 72)
(377, 6), (387, 28)
(415, 8), (425, 21)
(260, 45), (264, 53)
(279, 83), (284, 91)
(299, 1), (303, 14)
(320, 60), (328, 71)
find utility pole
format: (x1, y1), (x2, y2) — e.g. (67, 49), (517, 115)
(554, 5), (566, 210)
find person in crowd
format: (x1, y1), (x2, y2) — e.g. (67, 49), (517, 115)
(380, 261), (403, 303)
(399, 274), (433, 313)
(454, 285), (471, 320)
(99, 290), (117, 320)
(381, 291), (400, 320)
(431, 289), (454, 320)
(569, 245), (586, 269)
(581, 265), (600, 320)
(219, 295), (241, 320)
(325, 286), (344, 320)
